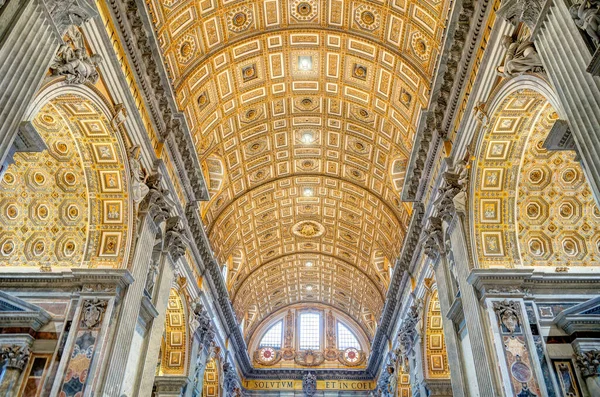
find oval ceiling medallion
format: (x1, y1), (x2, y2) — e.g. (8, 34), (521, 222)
(292, 220), (326, 238)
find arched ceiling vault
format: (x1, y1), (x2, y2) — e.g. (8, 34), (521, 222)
(147, 0), (452, 334)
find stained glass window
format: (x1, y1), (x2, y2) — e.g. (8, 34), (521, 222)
(259, 320), (283, 348)
(299, 312), (321, 350)
(337, 322), (360, 350)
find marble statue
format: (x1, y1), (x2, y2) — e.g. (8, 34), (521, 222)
(50, 26), (102, 84)
(570, 1), (600, 46)
(497, 35), (544, 77)
(128, 145), (150, 205)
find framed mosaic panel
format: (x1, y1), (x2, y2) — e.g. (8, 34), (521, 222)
(102, 200), (123, 224)
(481, 231), (504, 256)
(99, 170), (122, 193)
(430, 354), (444, 371)
(485, 140), (511, 160)
(481, 168), (504, 191)
(552, 360), (582, 397)
(98, 232), (122, 257)
(480, 199), (501, 223)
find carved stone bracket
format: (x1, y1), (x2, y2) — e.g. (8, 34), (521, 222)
(139, 172), (173, 226)
(0, 345), (30, 370)
(423, 217), (445, 260)
(223, 362), (244, 396)
(163, 216), (188, 262)
(397, 299), (423, 357)
(190, 298), (215, 350)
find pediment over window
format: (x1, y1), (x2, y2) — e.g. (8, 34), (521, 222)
(0, 291), (51, 331)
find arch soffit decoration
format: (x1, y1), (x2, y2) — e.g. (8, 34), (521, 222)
(422, 287), (449, 380)
(161, 288), (190, 376)
(145, 0), (452, 332)
(470, 82), (600, 269)
(0, 84), (132, 269)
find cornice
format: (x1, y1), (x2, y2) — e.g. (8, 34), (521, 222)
(403, 0), (488, 201)
(105, 0), (208, 201)
(0, 269), (133, 292)
(0, 291), (52, 331)
(468, 268), (600, 300)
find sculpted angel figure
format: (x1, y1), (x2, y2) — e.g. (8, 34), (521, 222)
(570, 1), (600, 46)
(129, 145), (150, 205)
(50, 26), (102, 84)
(497, 35), (544, 77)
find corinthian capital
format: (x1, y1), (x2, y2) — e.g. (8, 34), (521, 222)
(497, 0), (545, 31)
(44, 0), (98, 34)
(0, 345), (30, 371)
(575, 350), (600, 378)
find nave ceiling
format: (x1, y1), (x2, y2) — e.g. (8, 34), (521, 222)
(145, 0), (452, 336)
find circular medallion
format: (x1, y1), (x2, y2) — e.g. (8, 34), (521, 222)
(510, 360), (532, 383)
(361, 11), (375, 25)
(344, 348), (360, 363)
(297, 2), (312, 16)
(33, 172), (46, 186)
(233, 12), (247, 26)
(33, 240), (45, 256)
(292, 220), (326, 238)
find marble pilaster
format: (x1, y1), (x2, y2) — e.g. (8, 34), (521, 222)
(137, 254), (177, 397)
(450, 218), (501, 396)
(431, 254), (467, 397)
(533, 0), (600, 205)
(99, 214), (159, 396)
(0, 0), (60, 171)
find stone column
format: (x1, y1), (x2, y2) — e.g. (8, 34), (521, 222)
(0, 0), (97, 171)
(575, 350), (600, 396)
(98, 213), (160, 396)
(0, 344), (30, 396)
(450, 218), (501, 396)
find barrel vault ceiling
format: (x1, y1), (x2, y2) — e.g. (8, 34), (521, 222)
(145, 0), (451, 339)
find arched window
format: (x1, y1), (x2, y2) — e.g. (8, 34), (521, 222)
(337, 322), (360, 350)
(259, 320), (283, 349)
(299, 312), (321, 350)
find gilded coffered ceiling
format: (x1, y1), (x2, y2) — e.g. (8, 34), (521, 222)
(146, 0), (452, 332)
(473, 90), (600, 268)
(0, 96), (130, 269)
